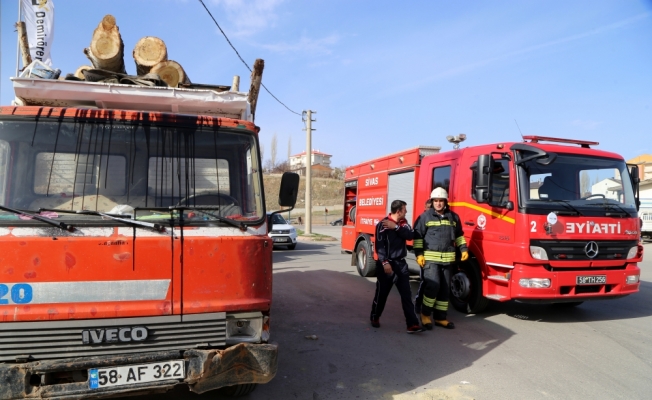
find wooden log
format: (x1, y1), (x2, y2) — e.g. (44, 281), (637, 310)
(150, 60), (190, 87)
(133, 36), (167, 76)
(248, 59), (265, 120)
(232, 75), (240, 91)
(74, 65), (93, 80)
(83, 15), (126, 73)
(16, 21), (32, 69)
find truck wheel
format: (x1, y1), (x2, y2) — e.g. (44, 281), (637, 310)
(355, 237), (376, 277)
(217, 383), (257, 397)
(450, 258), (489, 314)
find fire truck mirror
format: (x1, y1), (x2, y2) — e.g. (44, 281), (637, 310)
(474, 154), (494, 204)
(279, 172), (300, 207)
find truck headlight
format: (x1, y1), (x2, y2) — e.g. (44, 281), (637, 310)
(519, 278), (551, 288)
(626, 275), (639, 284)
(530, 246), (548, 260)
(226, 312), (263, 344)
(626, 246), (638, 259)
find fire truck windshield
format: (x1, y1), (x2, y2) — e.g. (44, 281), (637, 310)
(516, 153), (637, 217)
(0, 118), (263, 224)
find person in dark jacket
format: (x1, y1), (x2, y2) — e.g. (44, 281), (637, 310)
(369, 200), (424, 334)
(413, 188), (468, 330)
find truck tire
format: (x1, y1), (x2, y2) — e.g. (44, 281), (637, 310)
(355, 237), (376, 277)
(216, 383), (258, 397)
(450, 258), (489, 314)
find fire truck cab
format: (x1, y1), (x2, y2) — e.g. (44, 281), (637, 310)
(341, 136), (643, 314)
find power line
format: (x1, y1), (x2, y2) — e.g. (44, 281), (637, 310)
(197, 0), (301, 116)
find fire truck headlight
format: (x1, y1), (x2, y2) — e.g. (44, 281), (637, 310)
(626, 246), (638, 259)
(226, 312), (263, 344)
(519, 278), (551, 288)
(626, 275), (640, 284)
(529, 246), (548, 260)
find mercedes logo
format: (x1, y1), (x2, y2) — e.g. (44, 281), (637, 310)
(584, 241), (599, 259)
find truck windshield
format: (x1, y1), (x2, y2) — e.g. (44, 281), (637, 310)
(0, 118), (263, 224)
(516, 152), (637, 217)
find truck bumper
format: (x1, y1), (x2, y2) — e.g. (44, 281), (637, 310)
(0, 342), (278, 399)
(510, 262), (641, 303)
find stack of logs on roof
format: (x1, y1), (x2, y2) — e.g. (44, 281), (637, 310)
(74, 15), (265, 117)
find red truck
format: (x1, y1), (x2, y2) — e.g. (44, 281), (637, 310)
(0, 73), (298, 398)
(341, 137), (643, 313)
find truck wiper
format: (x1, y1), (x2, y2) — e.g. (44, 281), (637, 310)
(38, 208), (166, 233)
(548, 200), (582, 216)
(169, 206), (247, 231)
(0, 205), (75, 232)
(600, 201), (631, 217)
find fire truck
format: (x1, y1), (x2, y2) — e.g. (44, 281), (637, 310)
(341, 137), (643, 313)
(0, 72), (298, 399)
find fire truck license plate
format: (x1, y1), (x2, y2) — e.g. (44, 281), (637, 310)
(576, 275), (606, 285)
(89, 360), (185, 389)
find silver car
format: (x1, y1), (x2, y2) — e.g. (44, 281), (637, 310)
(267, 212), (298, 250)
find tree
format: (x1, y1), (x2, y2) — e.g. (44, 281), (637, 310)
(580, 171), (591, 196)
(271, 133), (278, 166)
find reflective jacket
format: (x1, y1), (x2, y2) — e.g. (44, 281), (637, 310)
(413, 207), (467, 265)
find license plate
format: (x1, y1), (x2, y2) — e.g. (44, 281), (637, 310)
(89, 360), (185, 389)
(576, 275), (606, 285)
(273, 237), (288, 242)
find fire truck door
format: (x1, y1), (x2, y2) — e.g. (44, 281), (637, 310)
(470, 157), (516, 266)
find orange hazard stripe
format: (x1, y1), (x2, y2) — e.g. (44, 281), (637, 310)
(448, 202), (516, 224)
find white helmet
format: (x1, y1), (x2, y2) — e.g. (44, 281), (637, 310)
(430, 187), (448, 200)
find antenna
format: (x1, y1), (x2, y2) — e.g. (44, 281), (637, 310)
(514, 119), (524, 141)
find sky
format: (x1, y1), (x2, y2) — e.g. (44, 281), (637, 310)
(1, 0), (651, 169)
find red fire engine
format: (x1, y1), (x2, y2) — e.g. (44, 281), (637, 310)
(341, 136), (643, 313)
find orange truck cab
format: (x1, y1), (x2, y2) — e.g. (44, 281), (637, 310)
(0, 75), (298, 399)
(341, 137), (643, 313)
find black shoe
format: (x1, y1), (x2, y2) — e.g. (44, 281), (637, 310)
(434, 320), (455, 329)
(371, 319), (380, 328)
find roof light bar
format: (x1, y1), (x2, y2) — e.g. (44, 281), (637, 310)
(522, 135), (599, 148)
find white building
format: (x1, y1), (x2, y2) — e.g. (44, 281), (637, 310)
(591, 178), (622, 201)
(289, 150), (332, 170)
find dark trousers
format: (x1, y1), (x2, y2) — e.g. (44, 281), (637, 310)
(370, 259), (419, 327)
(419, 262), (452, 321)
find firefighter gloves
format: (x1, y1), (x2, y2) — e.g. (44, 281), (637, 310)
(416, 255), (426, 267)
(461, 251), (469, 261)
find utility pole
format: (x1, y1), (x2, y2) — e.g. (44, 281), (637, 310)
(302, 110), (316, 234)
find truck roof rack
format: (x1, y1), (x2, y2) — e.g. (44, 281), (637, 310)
(522, 135), (598, 148)
(11, 78), (251, 120)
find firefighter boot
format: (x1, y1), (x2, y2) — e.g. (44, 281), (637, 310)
(434, 320), (455, 329)
(421, 313), (433, 330)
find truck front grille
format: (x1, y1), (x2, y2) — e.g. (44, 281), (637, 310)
(0, 312), (226, 362)
(531, 239), (638, 262)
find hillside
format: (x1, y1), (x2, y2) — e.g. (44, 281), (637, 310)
(263, 174), (343, 212)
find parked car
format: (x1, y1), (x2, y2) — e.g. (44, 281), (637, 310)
(330, 218), (343, 226)
(267, 212), (298, 250)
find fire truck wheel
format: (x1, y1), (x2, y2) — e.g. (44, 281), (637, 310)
(216, 383), (258, 397)
(355, 237), (376, 277)
(450, 259), (489, 314)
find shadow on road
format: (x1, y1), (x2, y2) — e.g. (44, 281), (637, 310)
(478, 280), (652, 324)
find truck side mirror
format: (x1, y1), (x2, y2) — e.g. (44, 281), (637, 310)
(628, 164), (640, 211)
(473, 155), (494, 203)
(279, 172), (300, 208)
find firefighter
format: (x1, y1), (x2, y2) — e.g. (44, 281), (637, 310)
(370, 200), (424, 334)
(413, 187), (468, 330)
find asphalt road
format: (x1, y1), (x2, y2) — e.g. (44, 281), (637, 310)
(133, 234), (652, 400)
